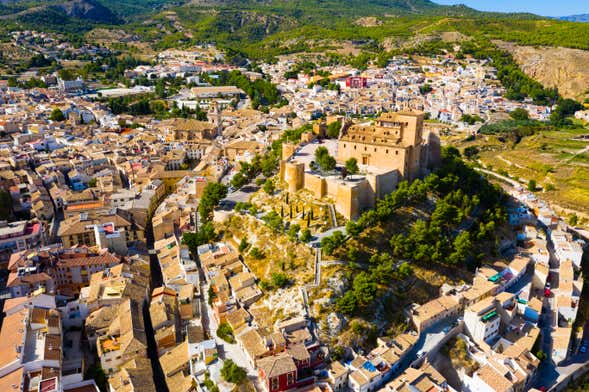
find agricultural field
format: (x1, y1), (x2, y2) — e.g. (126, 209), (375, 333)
(447, 124), (589, 224)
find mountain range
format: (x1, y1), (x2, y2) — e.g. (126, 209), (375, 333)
(559, 14), (589, 23)
(1, 0), (589, 63)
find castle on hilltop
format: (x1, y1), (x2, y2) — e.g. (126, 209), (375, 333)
(280, 110), (440, 220)
(338, 111), (426, 181)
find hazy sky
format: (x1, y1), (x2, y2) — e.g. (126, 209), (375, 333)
(433, 0), (588, 17)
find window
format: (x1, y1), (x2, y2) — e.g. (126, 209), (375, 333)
(271, 377), (279, 391)
(287, 373), (294, 385)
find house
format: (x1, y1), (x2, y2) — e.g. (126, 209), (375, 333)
(258, 353), (298, 392)
(0, 220), (44, 261)
(327, 361), (349, 392)
(384, 362), (455, 392)
(51, 247), (120, 296)
(237, 328), (278, 368)
(108, 358), (156, 392)
(80, 257), (150, 313)
(150, 286), (180, 355)
(464, 296), (501, 344)
(159, 341), (196, 392)
(410, 295), (460, 332)
(0, 304), (96, 392)
(347, 356), (383, 392)
(96, 299), (147, 374)
(58, 212), (144, 248)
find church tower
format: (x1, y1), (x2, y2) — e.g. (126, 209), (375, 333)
(209, 100), (222, 137)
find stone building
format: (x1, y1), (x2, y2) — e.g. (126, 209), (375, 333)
(337, 111), (424, 180)
(159, 118), (218, 142)
(280, 110), (439, 220)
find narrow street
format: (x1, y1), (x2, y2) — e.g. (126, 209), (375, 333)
(144, 211), (168, 392)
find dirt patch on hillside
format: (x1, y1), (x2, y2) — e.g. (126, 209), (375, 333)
(496, 41), (589, 101)
(355, 17), (382, 27)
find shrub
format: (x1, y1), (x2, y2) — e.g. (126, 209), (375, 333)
(271, 272), (290, 288)
(528, 179), (536, 192)
(217, 322), (235, 343)
(249, 247), (265, 259)
(221, 359), (247, 384)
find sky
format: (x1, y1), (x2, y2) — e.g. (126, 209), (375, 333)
(433, 0), (588, 17)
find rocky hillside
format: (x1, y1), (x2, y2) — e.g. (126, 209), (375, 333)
(53, 0), (117, 23)
(496, 41), (589, 101)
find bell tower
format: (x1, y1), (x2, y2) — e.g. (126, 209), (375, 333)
(209, 100), (222, 137)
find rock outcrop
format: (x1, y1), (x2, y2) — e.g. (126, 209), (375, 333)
(496, 41), (589, 101)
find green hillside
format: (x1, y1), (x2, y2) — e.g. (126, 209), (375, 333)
(112, 0), (589, 61)
(2, 0), (589, 63)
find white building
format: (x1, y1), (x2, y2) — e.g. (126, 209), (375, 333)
(464, 296), (501, 344)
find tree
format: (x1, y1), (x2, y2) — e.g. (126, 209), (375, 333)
(217, 322), (235, 343)
(396, 262), (414, 280)
(238, 237), (249, 252)
(460, 114), (483, 125)
(528, 179), (537, 192)
(509, 108), (529, 121)
(419, 83), (432, 95)
(300, 228), (312, 242)
(449, 231), (472, 265)
(49, 108), (65, 122)
(208, 285), (217, 306)
(331, 346), (346, 361)
(263, 179), (275, 195)
(84, 363), (107, 392)
(315, 146), (336, 173)
(346, 220), (362, 238)
(550, 98), (583, 125)
(182, 222), (217, 253)
(249, 247), (265, 259)
(320, 230), (345, 255)
(199, 183), (228, 222)
(0, 190), (12, 220)
(463, 146), (479, 159)
(87, 178), (97, 187)
(287, 224), (300, 242)
(352, 272), (377, 307)
(568, 213), (578, 226)
(345, 157), (359, 176)
(221, 359), (247, 385)
(271, 272), (290, 288)
(58, 68), (76, 81)
(262, 211), (283, 232)
(336, 292), (358, 314)
(326, 121), (341, 138)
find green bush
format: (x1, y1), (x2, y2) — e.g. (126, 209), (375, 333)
(221, 359), (248, 384)
(217, 322), (235, 343)
(271, 272), (290, 288)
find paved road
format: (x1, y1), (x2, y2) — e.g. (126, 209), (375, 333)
(220, 185), (260, 210)
(475, 167), (522, 188)
(388, 317), (458, 379)
(308, 226), (347, 248)
(485, 167), (589, 390)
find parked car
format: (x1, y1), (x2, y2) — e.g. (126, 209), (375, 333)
(544, 288), (552, 298)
